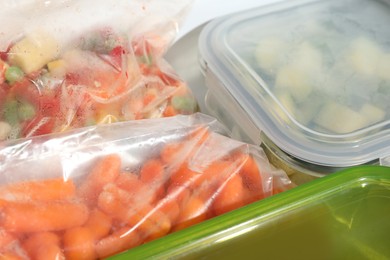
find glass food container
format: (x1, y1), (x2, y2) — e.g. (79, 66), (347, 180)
(198, 0), (390, 184)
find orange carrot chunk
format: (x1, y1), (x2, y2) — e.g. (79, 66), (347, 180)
(83, 209), (112, 241)
(174, 196), (208, 232)
(212, 173), (246, 216)
(97, 184), (132, 221)
(166, 184), (191, 209)
(95, 227), (141, 259)
(0, 251), (24, 260)
(78, 154), (121, 206)
(63, 227), (96, 260)
(22, 232), (64, 260)
(156, 198), (180, 227)
(0, 178), (76, 202)
(162, 105), (177, 117)
(239, 155), (263, 192)
(169, 164), (198, 188)
(160, 142), (184, 165)
(139, 159), (165, 185)
(139, 159), (166, 203)
(0, 229), (16, 250)
(0, 200), (89, 233)
(115, 173), (143, 194)
(126, 205), (171, 242)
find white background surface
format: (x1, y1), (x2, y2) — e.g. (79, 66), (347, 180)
(177, 0), (283, 40)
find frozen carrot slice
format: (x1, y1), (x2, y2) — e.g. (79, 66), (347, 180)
(115, 172), (143, 194)
(63, 227), (96, 260)
(162, 104), (178, 117)
(139, 159), (165, 185)
(127, 205), (171, 241)
(95, 226), (141, 259)
(174, 196), (208, 232)
(160, 142), (184, 165)
(97, 184), (130, 221)
(169, 163), (199, 189)
(0, 251), (24, 260)
(139, 159), (166, 203)
(156, 198), (180, 227)
(22, 232), (64, 260)
(115, 172), (162, 205)
(192, 161), (234, 189)
(239, 155), (263, 192)
(78, 154), (121, 206)
(0, 229), (16, 250)
(166, 184), (191, 209)
(83, 209), (112, 241)
(213, 173), (246, 216)
(0, 229), (24, 259)
(0, 178), (76, 202)
(0, 200), (89, 233)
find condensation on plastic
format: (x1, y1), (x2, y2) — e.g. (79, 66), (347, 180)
(0, 0), (193, 51)
(0, 0), (198, 141)
(0, 113), (293, 259)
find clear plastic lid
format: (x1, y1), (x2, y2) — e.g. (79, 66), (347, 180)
(199, 0), (390, 167)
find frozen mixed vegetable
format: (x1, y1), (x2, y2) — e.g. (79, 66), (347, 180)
(0, 28), (197, 141)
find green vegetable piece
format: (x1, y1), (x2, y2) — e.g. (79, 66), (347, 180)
(17, 102), (36, 121)
(171, 96), (196, 113)
(2, 100), (20, 125)
(5, 66), (24, 84)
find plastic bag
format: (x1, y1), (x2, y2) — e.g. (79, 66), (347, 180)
(0, 113), (293, 259)
(0, 0), (197, 141)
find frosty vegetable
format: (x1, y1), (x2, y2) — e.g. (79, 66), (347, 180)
(255, 33), (389, 134)
(0, 28), (197, 141)
(0, 114), (292, 259)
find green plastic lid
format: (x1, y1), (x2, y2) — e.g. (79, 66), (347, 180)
(110, 165), (390, 259)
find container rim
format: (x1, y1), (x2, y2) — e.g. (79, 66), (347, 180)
(197, 0), (390, 167)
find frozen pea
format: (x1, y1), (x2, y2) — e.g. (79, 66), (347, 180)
(3, 100), (19, 125)
(17, 102), (36, 121)
(171, 96), (197, 113)
(5, 66), (24, 84)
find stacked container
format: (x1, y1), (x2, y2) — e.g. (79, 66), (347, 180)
(198, 0), (390, 184)
(110, 165), (390, 259)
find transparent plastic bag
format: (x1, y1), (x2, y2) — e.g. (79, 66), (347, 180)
(0, 0), (197, 141)
(0, 113), (293, 259)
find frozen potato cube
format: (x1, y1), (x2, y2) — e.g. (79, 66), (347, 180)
(275, 65), (312, 102)
(0, 121), (12, 141)
(347, 37), (381, 77)
(291, 41), (323, 73)
(47, 59), (67, 78)
(378, 53), (390, 81)
(296, 95), (324, 125)
(255, 37), (286, 72)
(360, 103), (386, 125)
(273, 92), (296, 123)
(8, 31), (60, 74)
(314, 101), (369, 134)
